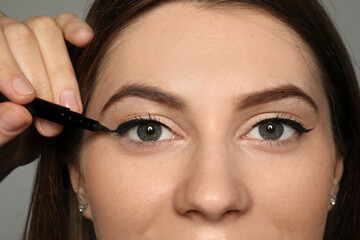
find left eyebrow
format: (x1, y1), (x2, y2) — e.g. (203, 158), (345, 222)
(237, 84), (319, 113)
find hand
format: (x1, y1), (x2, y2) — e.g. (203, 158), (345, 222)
(0, 12), (93, 176)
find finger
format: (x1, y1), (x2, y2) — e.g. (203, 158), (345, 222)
(27, 16), (83, 113)
(27, 16), (82, 136)
(0, 16), (36, 104)
(0, 15), (62, 136)
(0, 16), (53, 101)
(0, 102), (32, 146)
(55, 13), (93, 47)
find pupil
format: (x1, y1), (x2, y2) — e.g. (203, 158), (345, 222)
(146, 126), (155, 135)
(266, 124), (275, 133)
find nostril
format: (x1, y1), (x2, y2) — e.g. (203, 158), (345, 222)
(224, 209), (242, 218)
(183, 210), (203, 220)
(183, 208), (243, 222)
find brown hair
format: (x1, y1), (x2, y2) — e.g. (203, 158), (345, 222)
(23, 0), (360, 239)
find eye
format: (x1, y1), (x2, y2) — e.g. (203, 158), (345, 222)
(114, 118), (174, 142)
(128, 121), (173, 141)
(247, 118), (311, 141)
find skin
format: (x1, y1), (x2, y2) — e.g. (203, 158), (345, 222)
(0, 12), (92, 143)
(70, 2), (343, 239)
(0, 11), (92, 178)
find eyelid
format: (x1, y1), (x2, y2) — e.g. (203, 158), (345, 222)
(115, 118), (168, 136)
(252, 117), (311, 134)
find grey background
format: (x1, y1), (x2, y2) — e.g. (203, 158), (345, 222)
(0, 1), (359, 239)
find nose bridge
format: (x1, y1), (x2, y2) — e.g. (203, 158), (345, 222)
(190, 112), (236, 182)
(192, 135), (232, 179)
(189, 136), (238, 199)
(173, 131), (251, 221)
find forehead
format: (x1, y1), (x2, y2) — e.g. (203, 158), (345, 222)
(92, 1), (325, 113)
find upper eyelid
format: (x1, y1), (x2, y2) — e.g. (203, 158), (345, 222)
(118, 114), (165, 126)
(128, 118), (170, 130)
(127, 116), (168, 126)
(252, 117), (301, 127)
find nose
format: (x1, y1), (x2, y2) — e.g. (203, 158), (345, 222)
(173, 140), (251, 221)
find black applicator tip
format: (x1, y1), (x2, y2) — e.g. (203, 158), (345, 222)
(94, 124), (116, 133)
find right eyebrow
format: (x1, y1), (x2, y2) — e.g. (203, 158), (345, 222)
(101, 84), (188, 114)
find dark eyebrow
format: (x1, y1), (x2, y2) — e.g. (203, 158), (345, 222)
(237, 84), (318, 112)
(101, 84), (187, 113)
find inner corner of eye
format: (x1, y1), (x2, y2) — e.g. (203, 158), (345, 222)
(247, 126), (260, 138)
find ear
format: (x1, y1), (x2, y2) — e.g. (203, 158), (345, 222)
(68, 164), (93, 220)
(332, 155), (344, 196)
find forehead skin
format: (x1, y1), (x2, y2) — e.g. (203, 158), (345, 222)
(89, 2), (327, 117)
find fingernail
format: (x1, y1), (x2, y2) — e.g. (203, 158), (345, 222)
(60, 90), (80, 112)
(0, 110), (27, 133)
(76, 27), (93, 34)
(73, 28), (94, 46)
(12, 78), (35, 96)
(39, 119), (63, 136)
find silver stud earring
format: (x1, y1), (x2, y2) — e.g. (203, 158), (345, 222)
(78, 202), (88, 213)
(330, 195), (337, 206)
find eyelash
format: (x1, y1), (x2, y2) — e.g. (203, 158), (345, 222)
(114, 114), (173, 141)
(252, 114), (311, 134)
(114, 115), (165, 136)
(113, 113), (312, 149)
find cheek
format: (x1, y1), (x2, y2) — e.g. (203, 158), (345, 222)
(81, 137), (178, 238)
(247, 134), (334, 236)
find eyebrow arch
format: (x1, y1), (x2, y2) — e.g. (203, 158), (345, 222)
(237, 84), (318, 112)
(101, 84), (187, 113)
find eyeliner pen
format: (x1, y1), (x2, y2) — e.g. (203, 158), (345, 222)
(0, 92), (113, 133)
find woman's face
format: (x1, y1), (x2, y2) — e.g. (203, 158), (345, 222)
(71, 2), (343, 239)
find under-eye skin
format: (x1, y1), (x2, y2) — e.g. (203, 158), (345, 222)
(246, 116), (312, 143)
